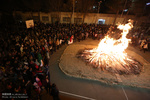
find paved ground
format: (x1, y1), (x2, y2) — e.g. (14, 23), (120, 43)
(42, 39), (150, 100)
(59, 39), (150, 89)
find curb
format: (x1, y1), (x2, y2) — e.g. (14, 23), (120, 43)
(58, 44), (150, 90)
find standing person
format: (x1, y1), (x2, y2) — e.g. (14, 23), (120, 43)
(33, 81), (41, 100)
(20, 44), (24, 54)
(140, 38), (147, 52)
(131, 35), (136, 46)
(85, 31), (89, 39)
(51, 83), (60, 100)
(25, 80), (32, 99)
(68, 35), (74, 44)
(43, 75), (51, 94)
(143, 40), (148, 53)
(35, 76), (42, 89)
(81, 32), (84, 40)
(56, 39), (60, 50)
(49, 40), (53, 55)
(52, 41), (56, 52)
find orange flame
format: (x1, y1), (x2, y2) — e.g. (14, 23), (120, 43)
(84, 20), (134, 70)
(80, 20), (142, 74)
(96, 20), (133, 54)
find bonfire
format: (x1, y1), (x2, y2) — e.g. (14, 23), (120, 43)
(77, 20), (143, 75)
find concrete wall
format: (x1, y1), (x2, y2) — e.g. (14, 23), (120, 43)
(13, 11), (136, 25)
(84, 13), (125, 25)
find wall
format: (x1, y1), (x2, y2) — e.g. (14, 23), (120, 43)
(14, 11), (136, 25)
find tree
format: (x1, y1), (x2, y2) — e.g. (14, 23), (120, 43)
(128, 0), (150, 28)
(75, 0), (95, 23)
(105, 0), (125, 25)
(129, 0), (148, 16)
(22, 0), (41, 11)
(49, 0), (63, 12)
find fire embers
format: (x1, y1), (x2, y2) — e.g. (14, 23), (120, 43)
(77, 48), (143, 75)
(77, 20), (143, 75)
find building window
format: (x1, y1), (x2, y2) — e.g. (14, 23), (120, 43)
(74, 18), (82, 23)
(33, 16), (39, 21)
(63, 17), (71, 22)
(98, 19), (105, 24)
(42, 16), (49, 21)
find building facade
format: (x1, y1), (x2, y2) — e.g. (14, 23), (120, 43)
(13, 11), (136, 25)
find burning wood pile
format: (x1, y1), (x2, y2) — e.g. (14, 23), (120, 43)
(77, 20), (143, 75)
(77, 48), (143, 75)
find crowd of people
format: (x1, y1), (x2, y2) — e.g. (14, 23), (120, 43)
(130, 29), (150, 53)
(0, 22), (148, 100)
(0, 21), (149, 99)
(0, 22), (109, 100)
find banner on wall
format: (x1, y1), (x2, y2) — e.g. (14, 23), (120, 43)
(26, 20), (34, 28)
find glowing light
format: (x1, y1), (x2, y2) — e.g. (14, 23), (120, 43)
(146, 2), (150, 5)
(123, 9), (128, 12)
(78, 19), (142, 75)
(96, 19), (133, 57)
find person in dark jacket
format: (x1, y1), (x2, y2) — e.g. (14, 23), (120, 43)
(51, 83), (60, 100)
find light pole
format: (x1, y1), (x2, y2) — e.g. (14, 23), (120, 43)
(98, 1), (102, 13)
(121, 0), (127, 17)
(96, 1), (102, 24)
(71, 0), (75, 24)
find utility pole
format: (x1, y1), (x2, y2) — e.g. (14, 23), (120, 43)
(98, 1), (102, 13)
(71, 0), (75, 24)
(121, 0), (127, 17)
(95, 1), (102, 24)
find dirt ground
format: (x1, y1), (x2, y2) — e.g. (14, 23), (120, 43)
(59, 39), (150, 89)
